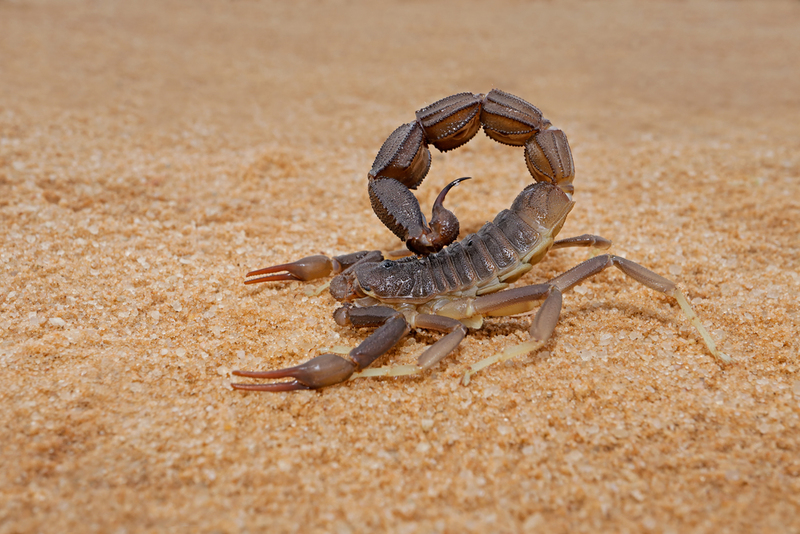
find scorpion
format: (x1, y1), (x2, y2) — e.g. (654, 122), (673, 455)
(232, 89), (728, 392)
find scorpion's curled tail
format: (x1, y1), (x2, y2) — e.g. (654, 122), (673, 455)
(367, 89), (576, 255)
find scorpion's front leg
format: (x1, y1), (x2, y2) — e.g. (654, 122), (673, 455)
(232, 306), (410, 392)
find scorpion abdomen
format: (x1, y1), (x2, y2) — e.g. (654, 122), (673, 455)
(354, 183), (574, 303)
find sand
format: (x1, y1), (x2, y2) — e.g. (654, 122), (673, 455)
(1, 1), (799, 532)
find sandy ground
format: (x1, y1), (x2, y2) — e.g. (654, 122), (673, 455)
(1, 1), (799, 532)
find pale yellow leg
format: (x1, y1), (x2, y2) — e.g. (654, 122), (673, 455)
(350, 314), (468, 381)
(461, 339), (546, 386)
(304, 280), (331, 296)
(317, 345), (424, 379)
(671, 289), (731, 363)
(318, 346), (422, 380)
(351, 364), (421, 379)
(320, 345), (352, 355)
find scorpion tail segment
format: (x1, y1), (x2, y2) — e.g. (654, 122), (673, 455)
(368, 177), (427, 243)
(231, 354), (357, 392)
(432, 177), (470, 215)
(525, 129), (575, 195)
(370, 177), (470, 256)
(415, 93), (483, 152)
(480, 89), (551, 146)
(245, 255), (333, 284)
(369, 122), (432, 190)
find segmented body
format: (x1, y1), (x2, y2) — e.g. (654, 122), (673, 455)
(343, 181), (575, 305)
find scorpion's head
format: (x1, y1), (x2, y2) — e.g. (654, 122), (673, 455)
(329, 269), (368, 302)
(330, 257), (421, 304)
(511, 181), (575, 238)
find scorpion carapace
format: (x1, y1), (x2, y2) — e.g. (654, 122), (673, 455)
(233, 90), (729, 393)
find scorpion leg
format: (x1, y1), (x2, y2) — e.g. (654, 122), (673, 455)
(546, 254), (728, 363)
(354, 314), (469, 379)
(232, 306), (410, 392)
(245, 250), (383, 284)
(414, 315), (469, 370)
(462, 254), (729, 385)
(462, 284), (557, 385)
(551, 234), (612, 251)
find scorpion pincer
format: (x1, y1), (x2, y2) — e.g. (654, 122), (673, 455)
(232, 89), (729, 392)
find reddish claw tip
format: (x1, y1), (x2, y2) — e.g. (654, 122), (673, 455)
(231, 380), (312, 392)
(244, 267), (301, 284)
(244, 255), (333, 284)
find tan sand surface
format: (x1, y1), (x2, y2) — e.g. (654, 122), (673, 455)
(1, 1), (799, 532)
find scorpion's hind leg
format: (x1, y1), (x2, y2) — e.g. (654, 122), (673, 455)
(354, 314), (469, 379)
(462, 254), (730, 385)
(545, 254), (729, 363)
(232, 306), (410, 392)
(245, 250), (384, 284)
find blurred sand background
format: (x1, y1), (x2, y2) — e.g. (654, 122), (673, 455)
(1, 0), (799, 532)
